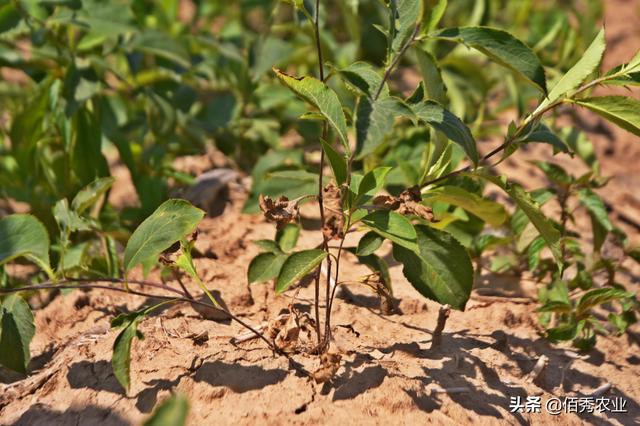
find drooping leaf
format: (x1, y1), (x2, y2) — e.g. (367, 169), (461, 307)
(356, 96), (414, 158)
(361, 210), (418, 250)
(144, 394), (189, 426)
(274, 69), (349, 152)
(0, 214), (52, 278)
(535, 28), (605, 113)
(577, 188), (613, 252)
(422, 186), (507, 227)
(426, 0), (447, 32)
(392, 225), (473, 310)
(111, 310), (146, 391)
(276, 249), (327, 294)
(320, 139), (348, 186)
(346, 248), (392, 292)
(72, 176), (115, 214)
(574, 96), (640, 137)
(356, 231), (385, 256)
(124, 200), (204, 273)
(478, 173), (562, 270)
(248, 252), (287, 284)
(433, 26), (547, 93)
(0, 295), (35, 374)
(412, 101), (478, 165)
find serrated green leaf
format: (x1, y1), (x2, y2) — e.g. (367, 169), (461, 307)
(392, 225), (473, 310)
(124, 200), (204, 273)
(577, 188), (613, 253)
(361, 210), (417, 250)
(0, 295), (35, 374)
(276, 250), (327, 294)
(574, 96), (640, 137)
(274, 69), (349, 153)
(320, 139), (348, 185)
(356, 231), (385, 256)
(522, 123), (570, 153)
(422, 186), (506, 227)
(412, 101), (478, 165)
(356, 96), (415, 158)
(433, 26), (547, 93)
(72, 176), (115, 214)
(248, 252), (287, 284)
(535, 28), (605, 114)
(0, 214), (52, 278)
(144, 394), (189, 426)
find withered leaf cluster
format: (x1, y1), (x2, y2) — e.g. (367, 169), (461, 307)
(373, 186), (434, 221)
(312, 351), (342, 383)
(259, 194), (299, 229)
(322, 182), (345, 240)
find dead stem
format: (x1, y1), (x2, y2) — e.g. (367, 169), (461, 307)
(431, 304), (451, 348)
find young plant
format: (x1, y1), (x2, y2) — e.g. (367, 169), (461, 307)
(248, 0), (640, 359)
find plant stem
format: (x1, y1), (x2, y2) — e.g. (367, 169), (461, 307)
(374, 24), (421, 101)
(311, 0), (329, 348)
(0, 279), (276, 352)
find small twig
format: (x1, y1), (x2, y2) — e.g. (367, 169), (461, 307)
(431, 304), (451, 348)
(590, 382), (612, 398)
(431, 387), (471, 395)
(526, 355), (549, 383)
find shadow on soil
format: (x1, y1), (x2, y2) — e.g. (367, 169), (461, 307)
(10, 403), (130, 426)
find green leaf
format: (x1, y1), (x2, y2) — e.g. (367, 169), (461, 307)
(535, 28), (605, 113)
(356, 96), (414, 158)
(144, 395), (189, 426)
(253, 240), (282, 254)
(0, 295), (35, 374)
(522, 124), (570, 153)
(111, 310), (146, 391)
(577, 288), (632, 316)
(274, 69), (349, 152)
(478, 173), (562, 270)
(422, 186), (507, 227)
(0, 4), (21, 34)
(248, 252), (286, 284)
(361, 210), (418, 250)
(320, 139), (348, 186)
(346, 248), (393, 292)
(338, 62), (386, 99)
(352, 167), (392, 207)
(391, 0), (422, 52)
(0, 214), (53, 278)
(412, 101), (478, 166)
(433, 26), (547, 93)
(574, 96), (640, 137)
(276, 224), (300, 253)
(577, 188), (613, 252)
(124, 200), (204, 273)
(72, 176), (115, 214)
(392, 225), (473, 310)
(357, 231), (385, 256)
(426, 0), (447, 32)
(276, 249), (327, 294)
(415, 48), (447, 103)
(537, 300), (572, 314)
(72, 108), (109, 186)
(132, 31), (191, 68)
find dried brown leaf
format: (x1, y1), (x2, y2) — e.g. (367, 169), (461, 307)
(322, 182), (345, 240)
(259, 194), (299, 229)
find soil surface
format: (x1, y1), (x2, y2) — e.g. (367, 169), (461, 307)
(1, 1), (640, 425)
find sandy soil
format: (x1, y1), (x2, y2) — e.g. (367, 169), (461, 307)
(1, 1), (640, 425)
